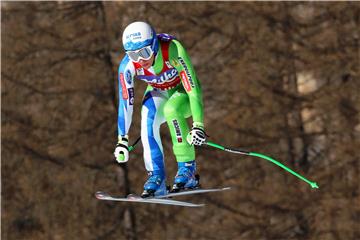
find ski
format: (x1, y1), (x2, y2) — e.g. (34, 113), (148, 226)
(155, 187), (231, 199)
(95, 187), (230, 207)
(95, 191), (204, 207)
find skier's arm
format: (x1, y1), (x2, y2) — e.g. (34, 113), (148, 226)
(117, 55), (135, 141)
(169, 40), (204, 128)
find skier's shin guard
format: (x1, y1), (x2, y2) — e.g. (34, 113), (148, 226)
(165, 116), (195, 162)
(172, 144), (195, 163)
(164, 89), (195, 163)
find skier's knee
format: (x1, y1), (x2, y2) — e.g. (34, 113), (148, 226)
(163, 103), (177, 119)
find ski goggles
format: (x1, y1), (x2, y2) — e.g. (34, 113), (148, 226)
(126, 45), (154, 62)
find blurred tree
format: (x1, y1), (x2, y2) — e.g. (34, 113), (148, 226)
(2, 2), (359, 240)
(2, 2), (138, 239)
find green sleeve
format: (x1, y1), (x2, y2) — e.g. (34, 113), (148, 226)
(169, 40), (204, 128)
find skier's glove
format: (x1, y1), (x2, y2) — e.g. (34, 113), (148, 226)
(187, 122), (206, 146)
(114, 135), (129, 163)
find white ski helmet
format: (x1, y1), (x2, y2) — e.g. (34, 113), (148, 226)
(122, 21), (159, 54)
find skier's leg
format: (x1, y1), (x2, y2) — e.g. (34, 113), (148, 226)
(141, 88), (168, 197)
(163, 89), (198, 191)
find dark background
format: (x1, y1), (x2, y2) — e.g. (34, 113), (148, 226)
(2, 2), (360, 240)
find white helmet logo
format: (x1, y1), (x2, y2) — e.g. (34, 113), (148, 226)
(126, 32), (141, 40)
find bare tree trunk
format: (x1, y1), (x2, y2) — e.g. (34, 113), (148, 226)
(97, 3), (137, 239)
(282, 3), (309, 170)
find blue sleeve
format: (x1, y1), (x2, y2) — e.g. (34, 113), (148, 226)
(117, 55), (135, 138)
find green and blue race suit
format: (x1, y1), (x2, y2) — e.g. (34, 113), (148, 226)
(117, 33), (204, 175)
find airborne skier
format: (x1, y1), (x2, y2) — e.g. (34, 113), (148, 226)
(114, 22), (206, 198)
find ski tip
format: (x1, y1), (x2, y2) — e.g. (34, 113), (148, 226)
(222, 187), (232, 191)
(95, 191), (109, 199)
(188, 203), (205, 207)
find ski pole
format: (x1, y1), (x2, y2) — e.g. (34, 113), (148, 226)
(117, 136), (141, 162)
(128, 136), (141, 152)
(125, 136), (319, 189)
(205, 141), (319, 189)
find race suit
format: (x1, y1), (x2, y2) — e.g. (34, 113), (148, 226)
(117, 33), (204, 176)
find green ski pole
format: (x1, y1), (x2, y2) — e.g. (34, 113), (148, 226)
(205, 141), (319, 189)
(124, 136), (319, 189)
(128, 136), (141, 152)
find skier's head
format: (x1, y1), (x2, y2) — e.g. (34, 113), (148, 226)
(122, 21), (159, 65)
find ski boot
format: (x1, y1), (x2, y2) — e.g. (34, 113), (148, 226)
(171, 160), (200, 193)
(141, 171), (167, 198)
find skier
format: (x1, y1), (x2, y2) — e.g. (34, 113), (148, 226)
(114, 21), (206, 198)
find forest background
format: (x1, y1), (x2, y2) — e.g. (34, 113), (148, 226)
(2, 2), (360, 240)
